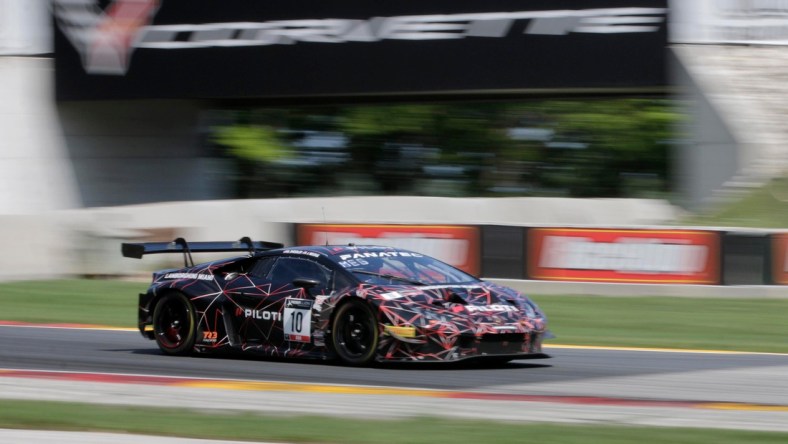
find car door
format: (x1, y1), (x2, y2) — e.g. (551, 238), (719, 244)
(225, 254), (334, 348)
(263, 256), (333, 346)
(222, 255), (282, 347)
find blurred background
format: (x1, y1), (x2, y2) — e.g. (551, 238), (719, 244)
(0, 0), (786, 282)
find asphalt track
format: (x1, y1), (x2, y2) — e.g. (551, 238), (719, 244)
(1, 324), (788, 437)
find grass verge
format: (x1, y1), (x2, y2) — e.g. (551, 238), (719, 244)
(678, 176), (788, 228)
(0, 279), (787, 353)
(1, 400), (787, 444)
(0, 279), (143, 327)
(532, 295), (788, 353)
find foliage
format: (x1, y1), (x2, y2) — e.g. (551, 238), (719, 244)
(208, 99), (683, 198)
(212, 124), (289, 162)
(508, 99), (680, 197)
(340, 99), (681, 197)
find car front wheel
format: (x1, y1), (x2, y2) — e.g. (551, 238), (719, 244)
(331, 300), (379, 366)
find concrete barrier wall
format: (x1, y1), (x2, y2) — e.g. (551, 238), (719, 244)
(1, 197), (786, 298)
(0, 196), (679, 281)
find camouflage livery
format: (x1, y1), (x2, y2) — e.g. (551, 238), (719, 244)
(130, 242), (550, 365)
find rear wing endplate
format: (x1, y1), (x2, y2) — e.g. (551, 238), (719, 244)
(121, 237), (283, 267)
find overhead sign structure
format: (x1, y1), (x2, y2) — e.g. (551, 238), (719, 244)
(671, 0), (788, 45)
(53, 0), (669, 100)
(0, 0), (51, 55)
(527, 228), (721, 284)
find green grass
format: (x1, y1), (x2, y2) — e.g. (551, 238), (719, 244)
(679, 176), (788, 228)
(1, 282), (787, 441)
(0, 279), (143, 327)
(0, 280), (787, 353)
(532, 295), (788, 353)
(0, 400), (786, 444)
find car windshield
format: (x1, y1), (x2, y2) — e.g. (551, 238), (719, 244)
(337, 251), (479, 285)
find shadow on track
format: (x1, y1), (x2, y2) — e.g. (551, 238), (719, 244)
(127, 346), (551, 371)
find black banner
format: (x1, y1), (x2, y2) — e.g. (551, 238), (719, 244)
(54, 0), (668, 101)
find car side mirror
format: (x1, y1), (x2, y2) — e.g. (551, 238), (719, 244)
(293, 278), (320, 289)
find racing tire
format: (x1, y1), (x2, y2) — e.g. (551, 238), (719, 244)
(152, 292), (197, 356)
(330, 300), (379, 366)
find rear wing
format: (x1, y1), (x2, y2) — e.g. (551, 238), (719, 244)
(121, 237), (283, 267)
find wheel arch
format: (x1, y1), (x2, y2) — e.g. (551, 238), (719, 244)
(327, 294), (382, 331)
(151, 290), (199, 356)
(327, 295), (382, 366)
(139, 287), (191, 339)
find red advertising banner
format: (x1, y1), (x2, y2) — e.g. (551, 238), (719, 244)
(772, 234), (788, 284)
(528, 228), (720, 284)
(297, 224), (480, 275)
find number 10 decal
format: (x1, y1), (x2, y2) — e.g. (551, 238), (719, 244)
(284, 298), (313, 342)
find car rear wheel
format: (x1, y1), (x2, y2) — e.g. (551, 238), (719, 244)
(331, 300), (379, 366)
(152, 292), (197, 356)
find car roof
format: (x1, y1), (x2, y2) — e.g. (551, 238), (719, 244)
(276, 245), (416, 261)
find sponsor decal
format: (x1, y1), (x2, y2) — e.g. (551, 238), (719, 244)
(54, 3), (665, 75)
(339, 251), (422, 261)
(242, 309), (282, 321)
(465, 305), (519, 313)
(163, 272), (213, 281)
(202, 331), (218, 343)
(298, 224), (480, 275)
(384, 325), (418, 339)
(284, 298), (313, 342)
(337, 258), (370, 268)
(313, 295), (330, 312)
(492, 325), (518, 331)
(283, 249), (321, 258)
(772, 233), (788, 284)
(528, 228), (720, 284)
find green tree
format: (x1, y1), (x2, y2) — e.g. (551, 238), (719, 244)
(508, 99), (680, 197)
(212, 124), (290, 197)
(340, 103), (513, 194)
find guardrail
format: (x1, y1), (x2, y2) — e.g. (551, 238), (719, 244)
(296, 224), (786, 286)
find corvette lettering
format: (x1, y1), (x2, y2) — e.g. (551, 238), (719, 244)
(54, 2), (666, 74)
(135, 8), (666, 49)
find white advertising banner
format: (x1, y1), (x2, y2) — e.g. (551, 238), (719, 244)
(671, 0), (788, 45)
(0, 0), (51, 55)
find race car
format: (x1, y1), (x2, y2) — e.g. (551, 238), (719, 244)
(122, 237), (550, 365)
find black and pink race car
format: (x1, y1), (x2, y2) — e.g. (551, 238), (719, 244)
(122, 238), (550, 365)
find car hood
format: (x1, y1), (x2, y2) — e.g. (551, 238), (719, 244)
(362, 281), (544, 325)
